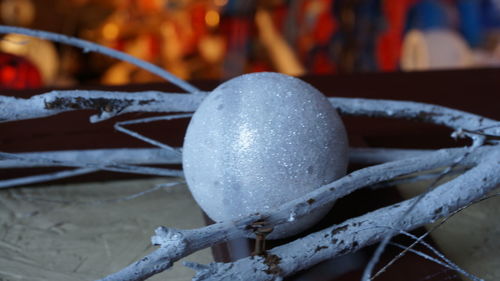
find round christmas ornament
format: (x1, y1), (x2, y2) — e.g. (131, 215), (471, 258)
(182, 72), (348, 239)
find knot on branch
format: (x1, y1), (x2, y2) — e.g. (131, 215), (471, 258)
(43, 95), (133, 114)
(453, 128), (500, 146)
(237, 212), (268, 233)
(246, 219), (271, 232)
(151, 226), (188, 251)
(451, 128), (486, 146)
(287, 201), (314, 223)
(262, 253), (283, 276)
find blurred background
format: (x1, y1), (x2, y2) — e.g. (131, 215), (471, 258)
(0, 0), (500, 89)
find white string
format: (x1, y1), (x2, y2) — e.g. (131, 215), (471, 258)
(13, 182), (182, 205)
(389, 242), (456, 272)
(363, 147), (474, 280)
(397, 231), (482, 281)
(114, 113), (192, 153)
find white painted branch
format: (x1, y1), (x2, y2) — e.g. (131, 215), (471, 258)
(0, 147), (429, 169)
(331, 97), (500, 145)
(188, 148), (500, 280)
(97, 145), (492, 281)
(0, 90), (207, 123)
(0, 148), (181, 168)
(0, 151), (183, 187)
(0, 167), (98, 189)
(2, 92), (498, 145)
(0, 25), (497, 281)
(0, 147), (433, 190)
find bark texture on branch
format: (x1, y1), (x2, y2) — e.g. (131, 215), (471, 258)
(2, 91), (498, 145)
(331, 97), (500, 145)
(1, 24), (499, 281)
(0, 91), (497, 280)
(0, 148), (181, 168)
(0, 147), (428, 169)
(0, 90), (207, 123)
(0, 151), (183, 189)
(188, 149), (500, 281)
(96, 146), (493, 281)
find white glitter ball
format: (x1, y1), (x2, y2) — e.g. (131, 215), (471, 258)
(182, 72), (349, 239)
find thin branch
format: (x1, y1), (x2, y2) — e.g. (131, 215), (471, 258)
(388, 243), (476, 280)
(0, 151), (181, 176)
(85, 182), (183, 205)
(15, 182), (183, 205)
(371, 228), (481, 281)
(186, 149), (499, 280)
(114, 114), (192, 153)
(0, 25), (199, 93)
(0, 148), (182, 168)
(460, 128), (500, 141)
(0, 151), (182, 189)
(96, 146), (491, 281)
(0, 167), (97, 189)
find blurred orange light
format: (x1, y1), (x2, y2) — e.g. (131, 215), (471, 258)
(214, 0), (228, 6)
(102, 23), (119, 41)
(205, 10), (220, 28)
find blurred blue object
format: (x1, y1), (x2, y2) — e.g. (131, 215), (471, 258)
(222, 0), (256, 16)
(355, 0), (384, 71)
(482, 0), (500, 28)
(457, 0), (482, 47)
(405, 0), (453, 31)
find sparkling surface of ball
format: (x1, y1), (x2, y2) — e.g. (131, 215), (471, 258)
(182, 72), (349, 238)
